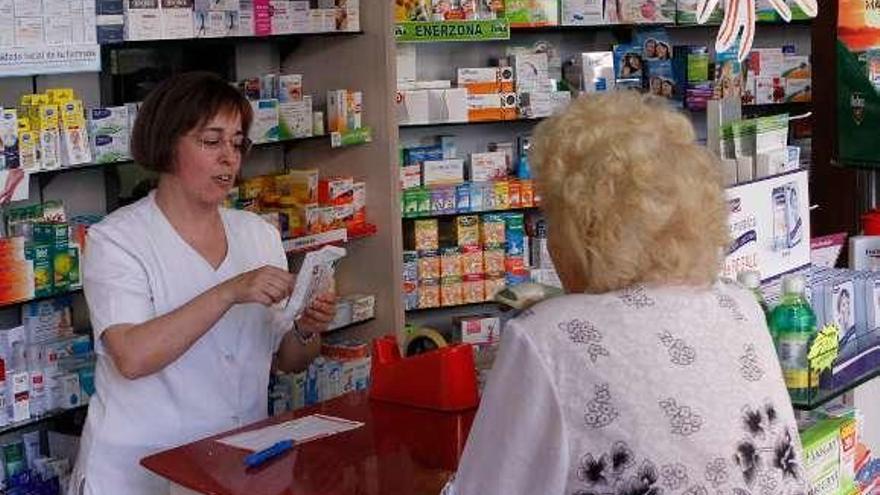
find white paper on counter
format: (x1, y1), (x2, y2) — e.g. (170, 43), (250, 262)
(216, 414), (364, 452)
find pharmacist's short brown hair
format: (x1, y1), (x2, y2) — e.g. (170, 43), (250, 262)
(531, 91), (729, 293)
(131, 71), (253, 173)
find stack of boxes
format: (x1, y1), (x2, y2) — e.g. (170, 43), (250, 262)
(1, 202), (82, 305)
(235, 169), (368, 240)
(107, 0), (359, 42)
(326, 88), (364, 137)
(239, 72), (317, 142)
(400, 137), (537, 218)
(1, 0), (97, 48)
(512, 51), (571, 119)
(269, 337), (370, 414)
(403, 212), (530, 310)
(799, 406), (861, 495)
(744, 48), (812, 105)
(0, 296), (94, 428)
(328, 294), (375, 330)
(14, 89), (91, 171)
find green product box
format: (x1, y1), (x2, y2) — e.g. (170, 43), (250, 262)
(67, 246), (81, 288)
(28, 244), (54, 297)
(403, 189), (420, 218)
(416, 188), (432, 217)
(801, 418), (842, 478)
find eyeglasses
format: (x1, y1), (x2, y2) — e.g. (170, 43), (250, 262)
(192, 134), (253, 156)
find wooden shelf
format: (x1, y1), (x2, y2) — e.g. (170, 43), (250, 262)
(406, 300), (502, 314)
(328, 316), (376, 333)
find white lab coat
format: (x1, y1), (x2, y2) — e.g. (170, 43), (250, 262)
(68, 191), (290, 495)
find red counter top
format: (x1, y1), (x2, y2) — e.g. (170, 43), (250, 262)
(141, 391), (477, 495)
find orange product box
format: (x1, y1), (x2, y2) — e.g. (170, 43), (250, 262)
(467, 94), (504, 122)
(418, 250), (441, 280)
(484, 275), (506, 301)
(500, 92), (518, 121)
(276, 169), (319, 204)
(460, 245), (484, 275)
(349, 181), (367, 228)
(508, 180), (522, 209)
(520, 180), (535, 207)
(418, 278), (441, 309)
(321, 340), (370, 360)
(462, 273), (485, 303)
(318, 177), (354, 206)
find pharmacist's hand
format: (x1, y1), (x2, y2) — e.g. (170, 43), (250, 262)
(220, 266), (294, 307)
(296, 290), (337, 336)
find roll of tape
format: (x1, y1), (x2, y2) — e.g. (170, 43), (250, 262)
(405, 327), (448, 357)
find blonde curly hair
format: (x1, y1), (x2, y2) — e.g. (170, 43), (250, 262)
(531, 91), (729, 293)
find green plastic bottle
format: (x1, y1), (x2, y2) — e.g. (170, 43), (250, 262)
(738, 270), (770, 324)
(769, 274), (818, 404)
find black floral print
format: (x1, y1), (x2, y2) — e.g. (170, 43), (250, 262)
(659, 399), (703, 436)
(560, 319), (610, 363)
(683, 485), (709, 495)
(733, 440), (761, 487)
(658, 331), (697, 366)
(585, 384), (619, 428)
(738, 345), (765, 382)
(757, 469), (778, 495)
(773, 430), (801, 481)
(579, 453), (609, 485)
(661, 463), (689, 490)
(619, 286), (655, 309)
(611, 442), (635, 475)
(705, 458), (729, 487)
(715, 291), (746, 321)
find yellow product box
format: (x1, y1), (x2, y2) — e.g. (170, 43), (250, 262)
(494, 181), (510, 210)
(277, 198), (308, 239)
(38, 105), (60, 131)
(61, 101), (86, 128)
(18, 130), (39, 170)
(46, 89), (75, 105)
(276, 169), (319, 204)
(304, 204), (325, 234)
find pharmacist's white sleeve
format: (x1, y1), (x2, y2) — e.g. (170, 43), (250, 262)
(264, 219), (294, 351)
(450, 320), (569, 495)
(82, 225), (155, 355)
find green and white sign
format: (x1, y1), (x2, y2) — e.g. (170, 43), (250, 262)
(395, 20), (511, 43)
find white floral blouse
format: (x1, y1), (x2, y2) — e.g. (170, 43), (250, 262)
(446, 282), (808, 495)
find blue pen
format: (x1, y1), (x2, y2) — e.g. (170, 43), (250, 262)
(244, 440), (294, 469)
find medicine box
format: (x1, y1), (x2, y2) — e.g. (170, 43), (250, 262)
(249, 99), (280, 143)
(469, 151), (508, 182)
(428, 89), (468, 124)
(161, 0), (195, 39)
(327, 90), (348, 133)
(422, 159), (465, 187)
(561, 0), (605, 25)
(124, 0), (162, 41)
(278, 99), (313, 139)
(396, 90), (430, 126)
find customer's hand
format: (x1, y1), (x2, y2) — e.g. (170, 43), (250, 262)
(296, 290), (337, 337)
(219, 266), (294, 306)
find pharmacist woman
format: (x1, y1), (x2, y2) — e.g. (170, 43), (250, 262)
(68, 72), (337, 495)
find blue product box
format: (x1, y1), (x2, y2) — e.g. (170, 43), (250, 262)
(404, 145), (444, 166)
(455, 184), (471, 213)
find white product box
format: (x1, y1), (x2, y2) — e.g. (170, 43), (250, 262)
(278, 99), (313, 139)
(0, 326), (26, 372)
(308, 7), (321, 32)
(89, 106), (131, 163)
(278, 74), (302, 102)
(469, 151), (508, 181)
(15, 17), (45, 46)
(249, 99), (280, 143)
(0, 2), (12, 46)
(755, 149), (788, 178)
(270, 0), (292, 34)
(786, 146), (801, 171)
(238, 0), (254, 35)
(457, 67), (499, 86)
(736, 156), (754, 183)
(569, 51), (615, 92)
(161, 0), (195, 39)
(562, 0), (605, 25)
(124, 0), (162, 41)
(290, 1), (308, 32)
(343, 5), (359, 31)
(349, 293), (374, 321)
(43, 0), (70, 16)
(550, 91), (571, 113)
(9, 371), (29, 422)
(400, 165), (421, 189)
(397, 43), (417, 83)
(755, 77), (782, 104)
(59, 373), (81, 409)
(61, 127), (92, 166)
(346, 91), (362, 130)
(13, 0), (42, 17)
(39, 130), (61, 170)
(320, 8), (335, 31)
(783, 55), (811, 79)
(466, 93), (503, 110)
(456, 316), (501, 345)
(513, 52), (550, 93)
(785, 79), (811, 102)
(396, 90), (429, 126)
(428, 88), (468, 124)
(518, 92), (553, 119)
(422, 159), (465, 186)
(750, 48), (785, 77)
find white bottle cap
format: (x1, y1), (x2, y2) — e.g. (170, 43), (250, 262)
(782, 275), (806, 295)
(737, 271), (762, 289)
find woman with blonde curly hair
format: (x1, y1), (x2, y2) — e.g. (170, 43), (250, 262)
(445, 92), (807, 495)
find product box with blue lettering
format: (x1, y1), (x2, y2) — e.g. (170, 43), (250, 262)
(88, 107), (130, 163)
